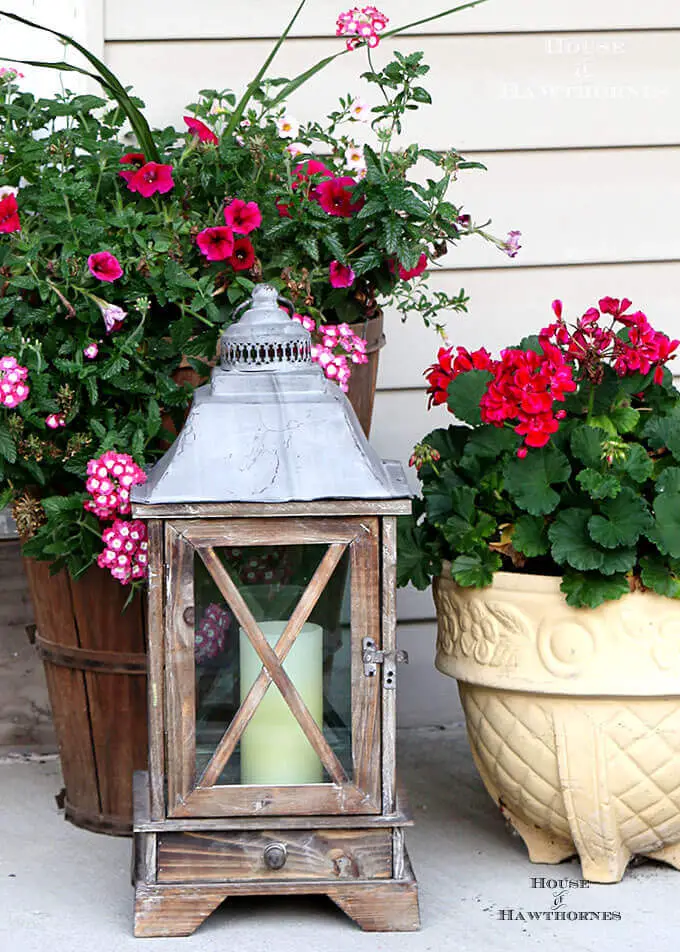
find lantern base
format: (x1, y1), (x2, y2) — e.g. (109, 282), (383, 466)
(132, 774), (419, 936)
(133, 855), (419, 936)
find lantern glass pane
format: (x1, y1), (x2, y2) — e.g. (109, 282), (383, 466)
(193, 544), (353, 786)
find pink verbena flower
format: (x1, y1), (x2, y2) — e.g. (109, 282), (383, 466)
(183, 115), (218, 145)
(0, 356), (29, 408)
(194, 603), (231, 663)
(45, 413), (66, 429)
(88, 251), (123, 282)
(336, 6), (388, 51)
(83, 342), (99, 359)
(308, 321), (368, 392)
(223, 198), (262, 235)
(196, 225), (234, 261)
(97, 519), (149, 584)
(329, 260), (355, 288)
(125, 162), (174, 198)
(84, 451), (147, 520)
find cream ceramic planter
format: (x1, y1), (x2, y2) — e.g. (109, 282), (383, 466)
(433, 569), (680, 883)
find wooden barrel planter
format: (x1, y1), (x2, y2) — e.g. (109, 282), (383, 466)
(23, 558), (148, 835)
(346, 312), (386, 437)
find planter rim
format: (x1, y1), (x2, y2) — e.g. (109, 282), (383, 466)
(440, 564), (564, 597)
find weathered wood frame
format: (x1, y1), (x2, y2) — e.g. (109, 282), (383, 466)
(161, 515), (383, 818)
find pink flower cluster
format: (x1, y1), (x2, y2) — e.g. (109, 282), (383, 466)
(480, 347), (576, 452)
(293, 314), (368, 392)
(541, 297), (679, 385)
(97, 519), (149, 584)
(196, 198), (261, 270)
(0, 356), (29, 408)
(84, 451), (147, 519)
(194, 603), (231, 664)
(336, 5), (389, 50)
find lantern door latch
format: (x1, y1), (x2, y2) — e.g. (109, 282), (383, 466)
(362, 637), (409, 689)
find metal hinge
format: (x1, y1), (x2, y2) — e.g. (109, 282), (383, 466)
(362, 637), (409, 689)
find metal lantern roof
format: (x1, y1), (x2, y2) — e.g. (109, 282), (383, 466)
(131, 284), (408, 505)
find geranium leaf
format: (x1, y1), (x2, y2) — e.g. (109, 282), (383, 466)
(450, 549), (501, 588)
(610, 405), (640, 433)
(504, 445), (571, 516)
(422, 471), (468, 523)
(646, 492), (680, 558)
(640, 556), (680, 598)
(549, 508), (604, 571)
(587, 488), (652, 548)
(613, 443), (654, 484)
(560, 571), (630, 609)
(642, 407), (680, 460)
(446, 369), (493, 425)
(656, 467), (680, 494)
(570, 425), (609, 467)
(576, 468), (621, 500)
(512, 515), (549, 557)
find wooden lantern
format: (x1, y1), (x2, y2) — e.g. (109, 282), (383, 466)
(130, 286), (419, 937)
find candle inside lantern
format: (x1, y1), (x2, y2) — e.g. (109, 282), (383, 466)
(239, 621), (323, 785)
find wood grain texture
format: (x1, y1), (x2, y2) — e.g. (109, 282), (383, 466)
(179, 518), (362, 546)
(156, 829), (392, 883)
(134, 852), (419, 935)
(165, 525), (196, 814)
(106, 32), (680, 151)
(105, 0), (680, 40)
(198, 542), (348, 787)
(145, 520), (165, 820)
(168, 779), (381, 818)
(350, 518), (381, 809)
(381, 517), (398, 815)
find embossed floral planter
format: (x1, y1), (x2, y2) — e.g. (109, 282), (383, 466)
(433, 569), (680, 883)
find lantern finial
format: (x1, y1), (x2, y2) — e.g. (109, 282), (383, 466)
(220, 282), (311, 372)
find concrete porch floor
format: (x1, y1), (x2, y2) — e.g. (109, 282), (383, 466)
(1, 725), (677, 952)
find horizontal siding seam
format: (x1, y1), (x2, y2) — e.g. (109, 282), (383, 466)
(104, 26), (680, 44)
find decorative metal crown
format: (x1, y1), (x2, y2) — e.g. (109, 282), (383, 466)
(220, 284), (312, 372)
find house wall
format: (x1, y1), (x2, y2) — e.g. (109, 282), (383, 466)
(2, 2), (680, 737)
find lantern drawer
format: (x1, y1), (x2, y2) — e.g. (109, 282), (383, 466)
(156, 829), (393, 883)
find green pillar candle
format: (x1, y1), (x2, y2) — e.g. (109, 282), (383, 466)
(239, 621), (324, 785)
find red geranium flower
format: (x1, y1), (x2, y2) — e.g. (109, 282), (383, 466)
(87, 251), (123, 282)
(0, 193), (20, 233)
(118, 152), (145, 184)
(126, 162), (174, 198)
(183, 115), (218, 145)
(329, 260), (355, 288)
(224, 198), (262, 235)
(399, 253), (428, 281)
(228, 237), (256, 271)
(315, 176), (365, 217)
(196, 226), (234, 261)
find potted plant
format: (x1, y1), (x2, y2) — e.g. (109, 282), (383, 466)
(399, 295), (680, 882)
(0, 2), (515, 832)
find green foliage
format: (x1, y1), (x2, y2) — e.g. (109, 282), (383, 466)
(397, 307), (680, 608)
(0, 25), (508, 580)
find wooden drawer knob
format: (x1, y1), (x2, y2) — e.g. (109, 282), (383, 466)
(263, 843), (287, 870)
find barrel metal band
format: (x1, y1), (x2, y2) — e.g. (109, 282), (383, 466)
(34, 630), (147, 675)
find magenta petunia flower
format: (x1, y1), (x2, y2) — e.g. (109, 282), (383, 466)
(196, 225), (234, 261)
(228, 237), (256, 271)
(88, 251), (123, 283)
(126, 162), (174, 198)
(329, 260), (355, 288)
(223, 198), (262, 235)
(184, 115), (218, 145)
(118, 152), (145, 183)
(315, 176), (365, 217)
(0, 193), (20, 233)
(398, 252), (428, 281)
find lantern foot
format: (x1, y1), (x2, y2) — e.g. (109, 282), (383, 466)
(328, 850), (420, 932)
(134, 883), (228, 938)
